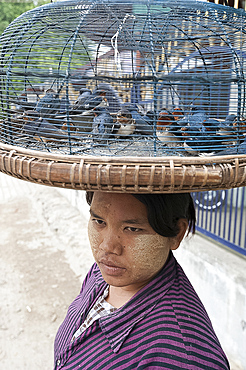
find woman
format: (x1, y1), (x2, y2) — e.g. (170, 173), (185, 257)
(54, 191), (229, 369)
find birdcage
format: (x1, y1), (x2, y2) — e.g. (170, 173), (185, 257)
(0, 0), (246, 192)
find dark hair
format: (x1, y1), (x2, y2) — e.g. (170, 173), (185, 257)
(85, 191), (196, 237)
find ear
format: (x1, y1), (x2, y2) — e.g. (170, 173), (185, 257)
(170, 219), (188, 251)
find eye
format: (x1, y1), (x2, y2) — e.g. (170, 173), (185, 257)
(92, 218), (105, 227)
(125, 226), (142, 233)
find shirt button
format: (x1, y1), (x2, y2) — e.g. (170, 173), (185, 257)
(57, 359), (61, 366)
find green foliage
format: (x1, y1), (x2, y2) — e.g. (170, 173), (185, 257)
(0, 0), (50, 36)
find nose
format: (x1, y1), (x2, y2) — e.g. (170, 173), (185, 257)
(99, 229), (123, 255)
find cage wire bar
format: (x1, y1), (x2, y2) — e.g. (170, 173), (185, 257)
(0, 0), (246, 158)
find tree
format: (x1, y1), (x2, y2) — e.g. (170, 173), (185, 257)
(0, 0), (50, 36)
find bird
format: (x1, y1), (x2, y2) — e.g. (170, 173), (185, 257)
(172, 107), (184, 121)
(219, 114), (237, 130)
(81, 91), (108, 113)
(61, 118), (77, 132)
(91, 83), (123, 113)
(35, 89), (61, 119)
(122, 103), (153, 136)
(217, 114), (237, 141)
(69, 88), (91, 114)
(188, 107), (207, 127)
(180, 107), (207, 136)
(91, 106), (114, 143)
(157, 108), (175, 128)
(113, 109), (136, 138)
(202, 117), (221, 132)
(22, 110), (69, 142)
(156, 108), (181, 146)
(182, 126), (215, 154)
(182, 123), (229, 154)
(213, 135), (246, 156)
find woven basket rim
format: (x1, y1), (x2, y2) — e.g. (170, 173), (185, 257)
(1, 142), (246, 193)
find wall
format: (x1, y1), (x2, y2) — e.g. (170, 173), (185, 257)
(58, 188), (246, 370)
(175, 235), (246, 370)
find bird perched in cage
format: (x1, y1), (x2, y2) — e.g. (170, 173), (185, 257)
(176, 106), (207, 129)
(81, 91), (108, 113)
(91, 83), (123, 114)
(182, 123), (228, 154)
(217, 114), (237, 136)
(202, 117), (221, 132)
(35, 88), (61, 119)
(212, 135), (246, 156)
(156, 108), (182, 146)
(22, 110), (69, 142)
(121, 103), (153, 136)
(182, 125), (214, 154)
(69, 88), (91, 114)
(178, 108), (207, 136)
(172, 107), (184, 121)
(188, 107), (208, 127)
(157, 108), (175, 128)
(91, 106), (114, 143)
(61, 117), (77, 133)
(213, 114), (239, 145)
(113, 109), (136, 138)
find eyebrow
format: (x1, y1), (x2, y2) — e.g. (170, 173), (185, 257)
(90, 209), (148, 225)
(90, 209), (102, 218)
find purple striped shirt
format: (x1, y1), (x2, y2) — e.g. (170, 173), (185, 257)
(54, 252), (229, 369)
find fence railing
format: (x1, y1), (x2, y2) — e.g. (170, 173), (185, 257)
(192, 187), (246, 256)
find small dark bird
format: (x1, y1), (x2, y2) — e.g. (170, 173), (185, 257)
(35, 89), (61, 118)
(172, 107), (184, 121)
(157, 108), (175, 128)
(82, 92), (108, 113)
(124, 103), (153, 136)
(92, 83), (122, 113)
(188, 109), (207, 127)
(182, 124), (228, 154)
(69, 88), (91, 114)
(91, 106), (114, 143)
(218, 114), (237, 140)
(22, 110), (68, 142)
(156, 108), (180, 145)
(219, 114), (237, 129)
(214, 135), (246, 155)
(113, 109), (135, 137)
(203, 118), (221, 132)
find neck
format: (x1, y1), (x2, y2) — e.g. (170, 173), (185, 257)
(106, 285), (139, 309)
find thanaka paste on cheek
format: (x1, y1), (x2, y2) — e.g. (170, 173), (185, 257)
(88, 220), (100, 257)
(127, 234), (171, 281)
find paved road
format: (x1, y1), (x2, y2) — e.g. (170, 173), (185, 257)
(0, 173), (93, 369)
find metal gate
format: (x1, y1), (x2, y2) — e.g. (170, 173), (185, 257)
(192, 187), (246, 256)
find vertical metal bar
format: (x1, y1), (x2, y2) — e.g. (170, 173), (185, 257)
(238, 187), (245, 247)
(233, 188), (239, 244)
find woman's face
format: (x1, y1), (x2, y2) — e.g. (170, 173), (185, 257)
(88, 192), (180, 295)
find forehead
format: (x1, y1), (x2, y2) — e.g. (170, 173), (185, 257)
(90, 192), (148, 221)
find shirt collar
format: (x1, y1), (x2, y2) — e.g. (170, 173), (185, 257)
(97, 251), (177, 353)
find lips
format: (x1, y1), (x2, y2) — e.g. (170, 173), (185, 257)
(98, 258), (126, 276)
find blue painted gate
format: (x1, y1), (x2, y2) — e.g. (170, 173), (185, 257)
(192, 188), (246, 256)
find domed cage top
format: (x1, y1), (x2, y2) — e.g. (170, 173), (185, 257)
(1, 0), (246, 193)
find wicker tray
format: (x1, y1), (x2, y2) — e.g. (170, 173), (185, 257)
(1, 142), (246, 193)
